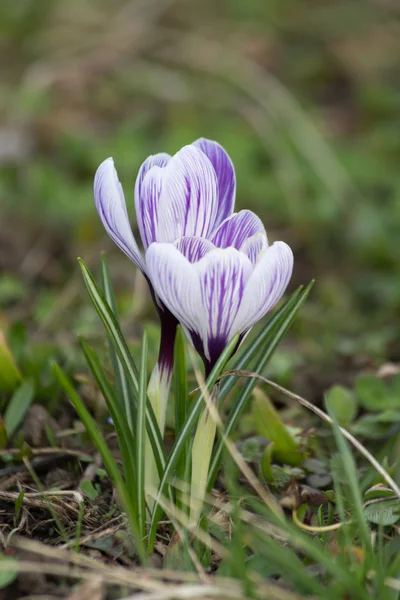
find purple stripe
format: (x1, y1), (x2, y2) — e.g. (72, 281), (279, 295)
(192, 138), (236, 232)
(135, 154), (170, 249)
(211, 210), (266, 250)
(197, 249), (251, 366)
(174, 237), (214, 262)
(157, 146), (218, 242)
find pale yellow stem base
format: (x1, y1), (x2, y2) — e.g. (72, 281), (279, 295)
(145, 363), (171, 512)
(190, 399), (217, 526)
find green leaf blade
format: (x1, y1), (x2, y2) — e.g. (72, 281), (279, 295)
(78, 258), (165, 479)
(52, 362), (147, 563)
(4, 378), (35, 439)
(174, 327), (189, 514)
(79, 338), (138, 506)
(100, 253), (136, 431)
(136, 329), (148, 539)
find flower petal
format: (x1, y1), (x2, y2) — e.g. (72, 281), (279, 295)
(240, 232), (269, 264)
(211, 210), (266, 250)
(192, 138), (236, 230)
(146, 244), (253, 367)
(233, 241), (293, 334)
(194, 248), (252, 364)
(146, 243), (203, 339)
(174, 236), (215, 263)
(135, 167), (164, 250)
(157, 146), (218, 242)
(94, 158), (145, 272)
(134, 153), (171, 249)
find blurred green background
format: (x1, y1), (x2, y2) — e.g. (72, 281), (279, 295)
(0, 0), (399, 393)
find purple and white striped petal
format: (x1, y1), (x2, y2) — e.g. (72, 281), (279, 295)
(240, 232), (269, 264)
(232, 242), (293, 335)
(135, 153), (171, 199)
(146, 243), (203, 339)
(135, 167), (164, 250)
(157, 146), (218, 242)
(134, 153), (171, 250)
(195, 248), (253, 364)
(211, 210), (266, 250)
(94, 158), (146, 273)
(192, 138), (236, 230)
(174, 236), (215, 263)
(146, 244), (253, 366)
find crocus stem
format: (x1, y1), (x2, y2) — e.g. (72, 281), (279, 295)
(145, 312), (177, 510)
(189, 384), (219, 525)
(147, 361), (172, 436)
(145, 364), (172, 511)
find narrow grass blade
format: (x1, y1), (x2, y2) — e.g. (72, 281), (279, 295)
(100, 254), (136, 430)
(15, 490), (25, 521)
(207, 281), (314, 490)
(136, 330), (148, 539)
(147, 334), (240, 552)
(79, 338), (137, 507)
(78, 258), (165, 478)
(52, 362), (146, 563)
(174, 327), (189, 513)
(4, 379), (35, 438)
(174, 327), (188, 438)
(326, 400), (372, 550)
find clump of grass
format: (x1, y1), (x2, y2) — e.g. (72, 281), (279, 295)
(54, 256), (313, 560)
(47, 255), (400, 600)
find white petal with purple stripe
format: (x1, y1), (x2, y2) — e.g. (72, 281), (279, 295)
(211, 210), (266, 249)
(146, 243), (254, 364)
(192, 138), (236, 231)
(157, 146), (219, 242)
(145, 243), (204, 340)
(174, 236), (215, 263)
(240, 232), (269, 264)
(232, 241), (293, 334)
(94, 158), (146, 272)
(195, 248), (253, 363)
(134, 153), (171, 250)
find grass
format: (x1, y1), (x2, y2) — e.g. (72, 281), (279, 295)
(0, 0), (399, 598)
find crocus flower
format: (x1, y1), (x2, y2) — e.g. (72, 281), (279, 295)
(95, 138), (293, 382)
(95, 137), (293, 389)
(146, 228), (293, 376)
(94, 138), (237, 430)
(95, 138), (293, 515)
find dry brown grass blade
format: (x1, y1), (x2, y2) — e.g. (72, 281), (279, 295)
(119, 584), (245, 600)
(0, 489), (88, 526)
(8, 537), (160, 590)
(6, 537), (303, 600)
(222, 370), (400, 501)
(0, 447), (93, 459)
(8, 537), (228, 590)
